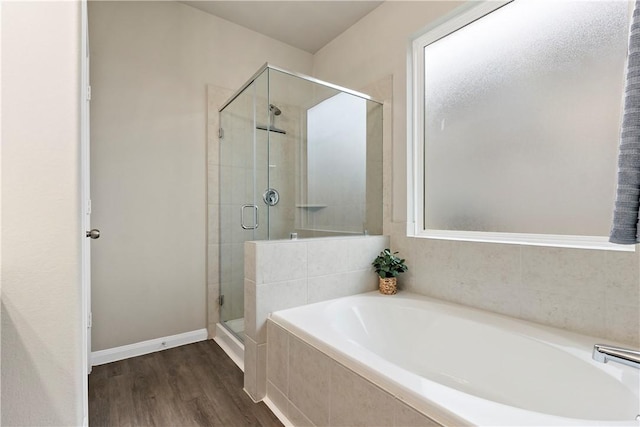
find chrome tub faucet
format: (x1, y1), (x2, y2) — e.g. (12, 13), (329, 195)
(592, 344), (640, 369)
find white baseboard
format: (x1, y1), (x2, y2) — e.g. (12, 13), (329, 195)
(91, 328), (208, 366)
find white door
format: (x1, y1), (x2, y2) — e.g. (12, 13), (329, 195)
(80, 0), (93, 378)
(80, 1), (92, 424)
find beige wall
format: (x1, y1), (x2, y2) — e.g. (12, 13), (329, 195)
(1, 1), (84, 425)
(0, 1), (3, 419)
(89, 1), (313, 350)
(313, 1), (640, 346)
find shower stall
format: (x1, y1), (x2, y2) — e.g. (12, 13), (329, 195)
(217, 64), (383, 342)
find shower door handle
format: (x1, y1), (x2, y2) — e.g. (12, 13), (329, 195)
(241, 204), (259, 230)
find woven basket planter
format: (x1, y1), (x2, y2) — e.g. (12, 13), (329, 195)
(379, 277), (397, 295)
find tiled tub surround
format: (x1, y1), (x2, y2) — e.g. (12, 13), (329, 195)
(243, 235), (389, 401)
(266, 319), (441, 427)
(390, 223), (640, 348)
(266, 293), (640, 427)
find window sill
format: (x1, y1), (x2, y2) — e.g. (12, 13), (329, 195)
(407, 226), (635, 252)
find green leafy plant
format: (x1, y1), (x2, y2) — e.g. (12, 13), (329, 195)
(372, 248), (408, 278)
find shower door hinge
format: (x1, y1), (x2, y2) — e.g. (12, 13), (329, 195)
(86, 85), (92, 101)
(219, 128), (224, 139)
(88, 312), (92, 328)
(218, 295), (224, 306)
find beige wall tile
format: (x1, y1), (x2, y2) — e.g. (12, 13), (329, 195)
(394, 401), (441, 427)
(244, 241), (256, 282)
(347, 269), (380, 295)
(307, 238), (352, 277)
(218, 167), (232, 207)
(208, 204), (219, 246)
(307, 273), (345, 303)
(329, 363), (395, 427)
(255, 236), (397, 408)
(400, 232), (640, 342)
(255, 279), (307, 343)
(450, 281), (522, 320)
(288, 401), (315, 427)
(289, 336), (332, 426)
(266, 381), (289, 420)
(244, 279), (257, 341)
(207, 243), (219, 286)
(387, 222), (417, 288)
(307, 269), (379, 304)
(207, 282), (220, 332)
(605, 301), (640, 346)
(219, 242), (232, 278)
(409, 240), (521, 298)
(257, 343), (267, 399)
(257, 241), (307, 284)
(522, 246), (621, 300)
(231, 272), (245, 322)
(244, 337), (258, 400)
(454, 241), (521, 289)
(519, 288), (608, 339)
(267, 321), (289, 394)
(347, 236), (390, 270)
(603, 250), (639, 305)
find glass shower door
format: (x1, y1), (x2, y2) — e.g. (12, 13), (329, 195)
(219, 71), (269, 341)
(216, 65), (383, 343)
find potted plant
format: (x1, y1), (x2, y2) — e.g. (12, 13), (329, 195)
(372, 248), (408, 295)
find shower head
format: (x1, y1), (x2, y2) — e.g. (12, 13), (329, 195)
(269, 104), (282, 116)
(257, 103), (286, 134)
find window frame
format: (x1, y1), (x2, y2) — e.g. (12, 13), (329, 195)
(407, 0), (633, 252)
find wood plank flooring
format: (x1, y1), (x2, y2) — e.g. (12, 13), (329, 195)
(89, 340), (282, 427)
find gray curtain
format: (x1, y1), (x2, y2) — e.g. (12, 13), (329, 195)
(610, 0), (640, 244)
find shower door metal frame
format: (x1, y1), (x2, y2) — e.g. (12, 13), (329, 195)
(216, 64), (384, 342)
(218, 63), (383, 113)
(217, 70), (271, 342)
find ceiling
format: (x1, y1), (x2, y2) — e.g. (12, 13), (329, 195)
(181, 1), (384, 54)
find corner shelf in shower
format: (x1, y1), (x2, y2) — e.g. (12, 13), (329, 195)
(295, 204), (328, 209)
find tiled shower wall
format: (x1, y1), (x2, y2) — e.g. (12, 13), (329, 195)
(296, 97), (383, 236)
(207, 77), (388, 335)
(243, 235), (389, 401)
(209, 83), (305, 331)
(265, 102), (300, 240)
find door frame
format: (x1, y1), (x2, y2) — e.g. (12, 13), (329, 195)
(80, 0), (91, 424)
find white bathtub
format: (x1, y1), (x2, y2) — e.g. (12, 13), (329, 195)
(269, 291), (640, 426)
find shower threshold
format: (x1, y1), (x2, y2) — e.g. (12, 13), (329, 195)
(225, 317), (245, 340)
(214, 322), (244, 371)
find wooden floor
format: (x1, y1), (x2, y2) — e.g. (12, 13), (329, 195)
(89, 340), (282, 427)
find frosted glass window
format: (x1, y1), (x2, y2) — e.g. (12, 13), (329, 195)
(423, 1), (629, 236)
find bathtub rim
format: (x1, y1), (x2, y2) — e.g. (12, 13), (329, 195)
(267, 315), (470, 427)
(268, 291), (640, 427)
